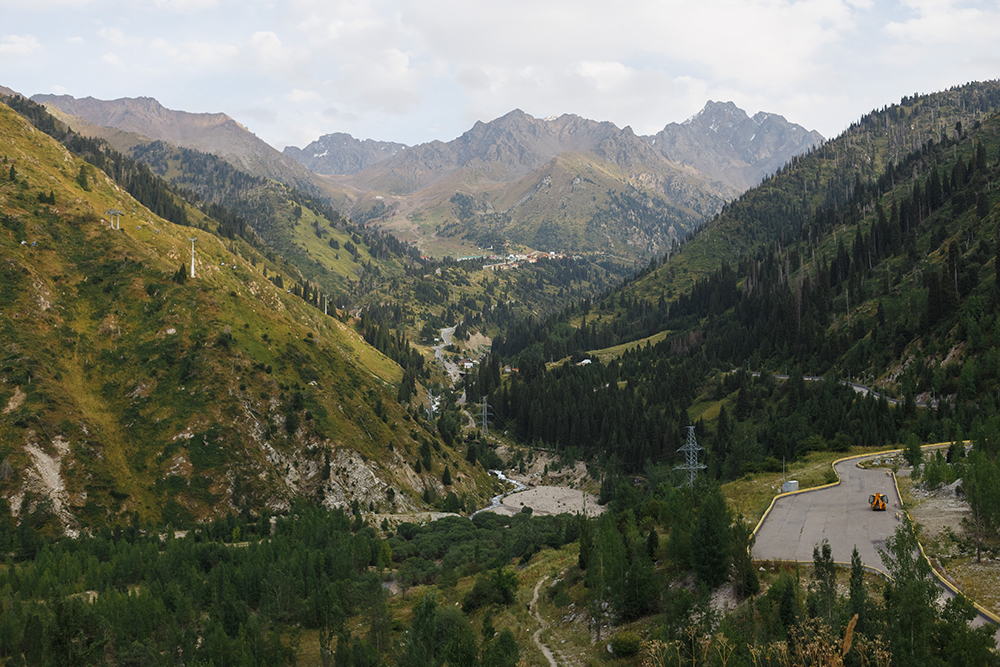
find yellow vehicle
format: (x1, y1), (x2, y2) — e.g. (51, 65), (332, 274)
(869, 493), (888, 511)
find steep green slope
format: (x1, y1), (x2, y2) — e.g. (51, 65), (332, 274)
(485, 80), (1000, 479)
(0, 100), (491, 533)
(125, 140), (422, 301)
(634, 80), (1000, 298)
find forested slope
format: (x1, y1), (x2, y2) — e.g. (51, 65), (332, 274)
(486, 80), (1000, 480)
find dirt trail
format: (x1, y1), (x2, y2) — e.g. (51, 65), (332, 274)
(531, 575), (558, 667)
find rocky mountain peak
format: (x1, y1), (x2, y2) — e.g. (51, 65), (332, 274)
(283, 132), (408, 175)
(649, 101), (823, 191)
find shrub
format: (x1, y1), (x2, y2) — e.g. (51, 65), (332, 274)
(461, 567), (518, 614)
(610, 631), (641, 658)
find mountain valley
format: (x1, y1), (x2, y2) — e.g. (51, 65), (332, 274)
(3, 78), (1000, 667)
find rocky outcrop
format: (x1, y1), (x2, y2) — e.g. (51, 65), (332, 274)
(283, 132), (408, 175)
(647, 100), (824, 191)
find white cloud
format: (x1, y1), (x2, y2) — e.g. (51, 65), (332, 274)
(286, 88), (323, 104)
(101, 51), (124, 67)
(0, 34), (42, 57)
(455, 67), (490, 91)
(333, 47), (423, 114)
(0, 0), (93, 7)
(576, 62), (636, 94)
(247, 30), (303, 75)
(884, 0), (1000, 44)
(96, 27), (141, 47)
(147, 0), (220, 11)
(3, 0), (998, 150)
(150, 37), (240, 69)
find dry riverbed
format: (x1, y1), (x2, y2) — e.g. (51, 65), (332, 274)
(488, 445), (605, 518)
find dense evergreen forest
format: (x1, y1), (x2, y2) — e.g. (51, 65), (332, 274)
(0, 501), (576, 666)
(485, 83), (1000, 479)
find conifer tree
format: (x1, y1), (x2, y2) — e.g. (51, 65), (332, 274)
(690, 485), (731, 589)
(879, 518), (939, 666)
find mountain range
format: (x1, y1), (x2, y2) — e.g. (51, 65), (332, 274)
(288, 101), (822, 194)
(283, 132), (407, 175)
(4, 74), (1000, 667)
(648, 100), (825, 192)
(33, 92), (822, 260)
(5, 76), (1000, 535)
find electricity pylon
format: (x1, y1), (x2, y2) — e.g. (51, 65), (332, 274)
(675, 426), (706, 487)
(188, 238), (197, 278)
(480, 398), (492, 438)
(105, 209), (122, 230)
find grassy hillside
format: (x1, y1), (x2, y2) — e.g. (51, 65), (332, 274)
(348, 148), (725, 263)
(123, 140), (421, 301)
(0, 99), (493, 533)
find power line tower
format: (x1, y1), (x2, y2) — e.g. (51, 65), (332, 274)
(188, 237), (197, 278)
(480, 398), (492, 438)
(675, 426), (706, 487)
(105, 209), (122, 230)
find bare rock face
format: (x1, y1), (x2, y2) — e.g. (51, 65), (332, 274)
(32, 94), (323, 195)
(647, 100), (824, 192)
(283, 133), (408, 175)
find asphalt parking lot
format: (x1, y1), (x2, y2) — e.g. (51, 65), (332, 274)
(751, 451), (999, 636)
(752, 455), (900, 569)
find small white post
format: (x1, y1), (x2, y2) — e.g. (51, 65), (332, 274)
(188, 238), (197, 278)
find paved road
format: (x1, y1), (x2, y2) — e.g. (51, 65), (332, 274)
(753, 455), (900, 568)
(754, 372), (936, 408)
(753, 451), (999, 637)
(433, 326), (462, 383)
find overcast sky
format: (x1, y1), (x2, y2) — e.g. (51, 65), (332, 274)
(2, 0), (999, 152)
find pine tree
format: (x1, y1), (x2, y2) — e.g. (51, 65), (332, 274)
(690, 485), (731, 588)
(962, 450), (1000, 562)
(879, 518), (939, 666)
(76, 164), (90, 191)
(403, 593), (437, 667)
(481, 628), (519, 667)
(731, 517), (759, 598)
(811, 538), (837, 628)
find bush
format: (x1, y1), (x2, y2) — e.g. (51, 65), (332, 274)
(609, 631), (641, 658)
(461, 567), (518, 614)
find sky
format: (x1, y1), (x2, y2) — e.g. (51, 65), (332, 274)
(2, 0), (1000, 152)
